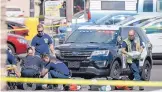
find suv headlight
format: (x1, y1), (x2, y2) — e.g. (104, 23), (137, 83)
(17, 38), (27, 44)
(55, 49), (61, 56)
(91, 50), (109, 56)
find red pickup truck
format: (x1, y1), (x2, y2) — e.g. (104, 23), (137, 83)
(7, 33), (28, 54)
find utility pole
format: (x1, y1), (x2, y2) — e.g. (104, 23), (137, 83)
(66, 0), (73, 23)
(30, 0), (35, 17)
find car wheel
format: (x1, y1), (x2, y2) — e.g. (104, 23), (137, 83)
(8, 44), (15, 54)
(110, 60), (121, 79)
(141, 60), (151, 81)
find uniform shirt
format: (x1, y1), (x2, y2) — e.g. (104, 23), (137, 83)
(45, 60), (70, 75)
(31, 33), (53, 55)
(21, 55), (44, 72)
(6, 50), (17, 65)
(122, 39), (144, 51)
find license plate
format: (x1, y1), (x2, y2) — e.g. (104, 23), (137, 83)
(68, 62), (80, 68)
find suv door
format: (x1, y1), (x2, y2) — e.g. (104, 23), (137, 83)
(145, 21), (162, 54)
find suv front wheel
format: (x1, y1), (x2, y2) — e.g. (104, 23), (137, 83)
(141, 60), (151, 81)
(110, 60), (121, 79)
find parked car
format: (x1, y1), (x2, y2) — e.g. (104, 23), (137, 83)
(55, 25), (152, 80)
(6, 6), (25, 24)
(6, 6), (24, 17)
(6, 21), (29, 37)
(7, 34), (28, 55)
(136, 17), (162, 60)
(116, 13), (162, 26)
(58, 13), (137, 33)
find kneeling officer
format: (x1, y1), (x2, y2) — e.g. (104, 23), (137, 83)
(21, 47), (44, 77)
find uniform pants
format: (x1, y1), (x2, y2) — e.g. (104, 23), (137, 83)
(48, 70), (70, 79)
(21, 68), (39, 77)
(128, 60), (141, 81)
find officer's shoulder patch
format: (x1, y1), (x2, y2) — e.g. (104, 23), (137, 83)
(44, 38), (48, 43)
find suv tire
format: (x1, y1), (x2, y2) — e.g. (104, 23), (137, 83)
(141, 60), (151, 81)
(110, 60), (121, 79)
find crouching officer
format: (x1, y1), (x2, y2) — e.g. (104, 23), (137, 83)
(21, 47), (44, 77)
(40, 53), (71, 90)
(20, 47), (44, 90)
(121, 30), (144, 90)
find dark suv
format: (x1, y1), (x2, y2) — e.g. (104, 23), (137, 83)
(55, 25), (152, 80)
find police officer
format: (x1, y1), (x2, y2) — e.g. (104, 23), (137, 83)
(31, 24), (55, 57)
(21, 47), (43, 77)
(121, 30), (144, 90)
(6, 49), (21, 77)
(40, 53), (71, 90)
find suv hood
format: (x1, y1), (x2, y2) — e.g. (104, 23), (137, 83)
(56, 43), (117, 51)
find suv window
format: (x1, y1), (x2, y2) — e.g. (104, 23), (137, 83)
(143, 0), (153, 12)
(146, 22), (162, 34)
(129, 19), (149, 26)
(157, 0), (162, 12)
(101, 1), (125, 10)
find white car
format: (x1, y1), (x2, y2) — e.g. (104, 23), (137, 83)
(6, 6), (24, 17)
(107, 13), (162, 59)
(137, 17), (162, 60)
(116, 13), (162, 26)
(6, 6), (25, 24)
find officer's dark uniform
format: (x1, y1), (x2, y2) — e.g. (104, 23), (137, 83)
(31, 33), (53, 56)
(21, 55), (43, 77)
(6, 50), (17, 65)
(44, 59), (71, 90)
(45, 60), (71, 79)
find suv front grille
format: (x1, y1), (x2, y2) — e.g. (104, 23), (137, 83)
(61, 51), (92, 61)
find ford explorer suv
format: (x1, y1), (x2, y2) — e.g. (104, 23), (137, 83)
(55, 25), (152, 81)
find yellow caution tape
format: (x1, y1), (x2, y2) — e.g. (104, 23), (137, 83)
(2, 77), (162, 87)
(8, 24), (68, 32)
(44, 24), (67, 28)
(6, 15), (45, 18)
(6, 67), (14, 70)
(8, 28), (29, 32)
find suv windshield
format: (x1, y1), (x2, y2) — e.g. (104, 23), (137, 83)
(66, 29), (118, 44)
